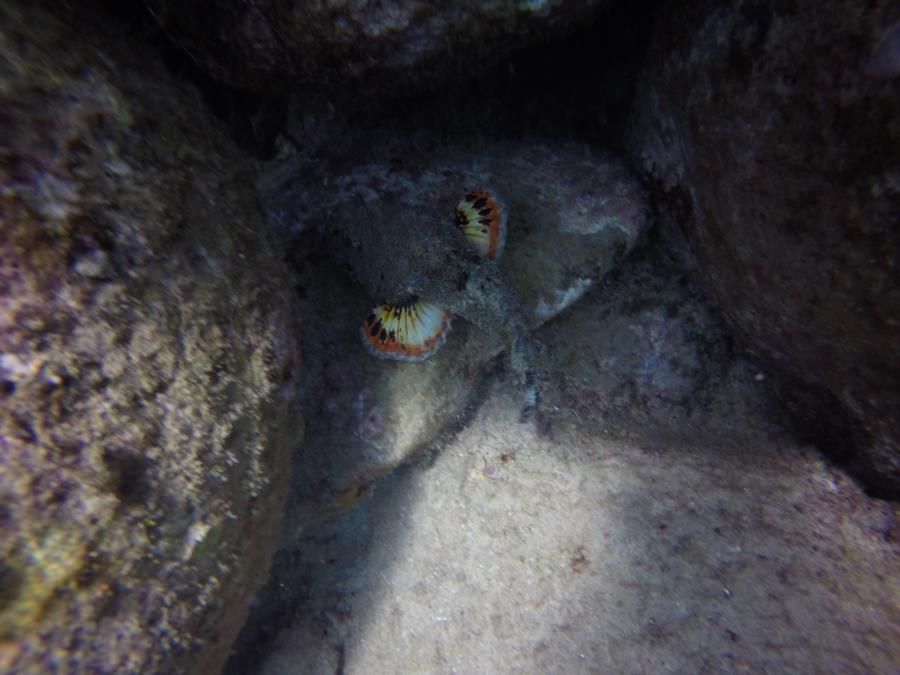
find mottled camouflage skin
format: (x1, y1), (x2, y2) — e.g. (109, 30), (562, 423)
(269, 134), (650, 416)
(328, 186), (539, 414)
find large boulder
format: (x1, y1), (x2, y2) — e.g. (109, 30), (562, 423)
(627, 0), (900, 495)
(146, 0), (615, 93)
(0, 3), (301, 672)
(236, 229), (900, 674)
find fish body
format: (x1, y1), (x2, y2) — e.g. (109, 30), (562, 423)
(329, 181), (538, 414)
(269, 134), (650, 417)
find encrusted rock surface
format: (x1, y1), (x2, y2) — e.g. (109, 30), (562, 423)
(0, 3), (301, 672)
(627, 0), (900, 496)
(146, 0), (615, 93)
(234, 232), (900, 675)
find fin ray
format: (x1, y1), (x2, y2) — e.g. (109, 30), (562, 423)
(362, 297), (452, 362)
(455, 188), (507, 260)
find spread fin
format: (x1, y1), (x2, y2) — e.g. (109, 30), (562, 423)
(455, 188), (507, 260)
(361, 297), (452, 362)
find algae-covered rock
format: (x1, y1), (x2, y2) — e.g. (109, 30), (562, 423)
(146, 0), (615, 93)
(240, 230), (900, 675)
(627, 0), (900, 496)
(261, 133), (648, 526)
(0, 3), (301, 672)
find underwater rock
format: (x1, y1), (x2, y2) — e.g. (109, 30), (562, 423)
(0, 3), (301, 673)
(540, 229), (739, 439)
(627, 0), (900, 496)
(261, 133), (649, 526)
(145, 0), (615, 93)
(238, 227), (900, 674)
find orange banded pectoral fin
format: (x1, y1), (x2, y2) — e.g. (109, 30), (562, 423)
(455, 188), (507, 260)
(361, 297), (452, 362)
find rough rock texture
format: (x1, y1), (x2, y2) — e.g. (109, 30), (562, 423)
(0, 3), (301, 673)
(146, 0), (615, 93)
(627, 0), (900, 496)
(540, 232), (733, 440)
(260, 134), (648, 527)
(233, 232), (900, 674)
